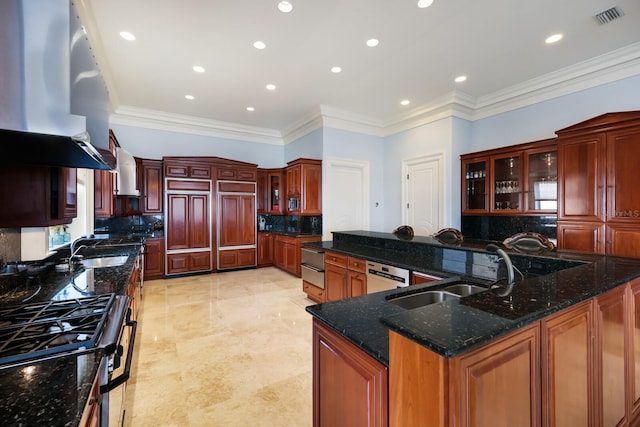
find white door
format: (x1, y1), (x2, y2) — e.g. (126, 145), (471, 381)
(403, 154), (443, 236)
(324, 158), (370, 240)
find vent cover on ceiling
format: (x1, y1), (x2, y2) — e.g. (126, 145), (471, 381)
(593, 6), (624, 25)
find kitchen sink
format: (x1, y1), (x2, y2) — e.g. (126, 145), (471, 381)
(442, 284), (487, 297)
(388, 290), (460, 310)
(80, 255), (129, 269)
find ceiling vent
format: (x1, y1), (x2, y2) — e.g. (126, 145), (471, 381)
(593, 6), (624, 25)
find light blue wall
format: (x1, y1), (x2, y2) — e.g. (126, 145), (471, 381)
(322, 127), (385, 231)
(110, 123), (284, 168)
(383, 117), (455, 231)
(284, 128), (323, 163)
(468, 74), (640, 154)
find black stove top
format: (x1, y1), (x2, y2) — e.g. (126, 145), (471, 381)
(0, 294), (116, 366)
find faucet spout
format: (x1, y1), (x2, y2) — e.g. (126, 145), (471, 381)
(486, 243), (515, 296)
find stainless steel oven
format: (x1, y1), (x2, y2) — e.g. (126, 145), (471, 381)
(301, 247), (325, 289)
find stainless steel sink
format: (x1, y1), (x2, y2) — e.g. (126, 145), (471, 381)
(80, 255), (129, 269)
(388, 290), (460, 310)
(442, 284), (487, 297)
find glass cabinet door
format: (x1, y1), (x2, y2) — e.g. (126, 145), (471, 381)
(269, 173), (281, 213)
(463, 159), (488, 212)
(491, 155), (521, 212)
(525, 149), (557, 212)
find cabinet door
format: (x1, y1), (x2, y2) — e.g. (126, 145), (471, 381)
(348, 270), (367, 297)
(257, 233), (274, 267)
(274, 239), (285, 269)
(557, 134), (606, 222)
(607, 224), (640, 258)
(606, 127), (640, 224)
(189, 194), (210, 249)
(461, 158), (489, 213)
(94, 168), (113, 218)
(301, 163), (322, 214)
(313, 319), (388, 427)
(286, 164), (301, 196)
(257, 170), (268, 214)
(166, 253), (189, 274)
(166, 194), (189, 250)
(219, 194), (256, 247)
(451, 323), (540, 427)
(541, 300), (594, 427)
(556, 221), (605, 254)
(283, 241), (297, 275)
(60, 168), (77, 219)
(143, 238), (165, 279)
(629, 280), (640, 420)
(140, 160), (163, 214)
(595, 286), (627, 426)
(268, 171), (283, 213)
(325, 263), (348, 301)
(490, 153), (522, 212)
(524, 147), (557, 213)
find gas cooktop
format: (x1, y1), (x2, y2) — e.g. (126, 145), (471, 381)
(0, 294), (116, 366)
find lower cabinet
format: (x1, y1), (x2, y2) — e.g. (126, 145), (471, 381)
(324, 251), (367, 302)
(166, 251), (211, 275)
(79, 372), (101, 427)
(313, 318), (388, 427)
(143, 237), (164, 280)
(218, 248), (256, 270)
(257, 232), (274, 267)
(273, 234), (321, 277)
(387, 279), (640, 427)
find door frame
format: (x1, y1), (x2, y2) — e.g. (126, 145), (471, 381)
(324, 157), (371, 241)
(401, 153), (445, 234)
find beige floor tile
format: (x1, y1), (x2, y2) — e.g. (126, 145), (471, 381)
(124, 268), (314, 426)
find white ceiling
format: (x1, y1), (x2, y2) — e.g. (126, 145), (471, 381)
(79, 0), (640, 140)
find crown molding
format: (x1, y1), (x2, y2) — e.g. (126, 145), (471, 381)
(281, 106), (325, 144)
(111, 106), (284, 145)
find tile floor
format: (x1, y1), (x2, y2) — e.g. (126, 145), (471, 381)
(123, 267), (315, 426)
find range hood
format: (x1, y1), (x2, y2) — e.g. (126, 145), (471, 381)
(0, 0), (114, 170)
(115, 147), (140, 196)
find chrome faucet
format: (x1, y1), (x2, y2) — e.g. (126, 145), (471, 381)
(486, 243), (515, 296)
(69, 234), (95, 260)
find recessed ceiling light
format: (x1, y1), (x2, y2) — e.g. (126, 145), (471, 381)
(266, 84), (277, 91)
(278, 1), (293, 13)
(192, 65), (205, 73)
(246, 107), (255, 112)
(417, 0), (434, 8)
(185, 95), (195, 100)
(455, 75), (467, 83)
(545, 33), (563, 44)
(331, 66), (342, 73)
(366, 38), (379, 47)
(253, 41), (266, 50)
(400, 99), (411, 106)
(119, 31), (135, 41)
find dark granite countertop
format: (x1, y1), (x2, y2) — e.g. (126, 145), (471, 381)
(305, 231), (640, 364)
(0, 238), (141, 426)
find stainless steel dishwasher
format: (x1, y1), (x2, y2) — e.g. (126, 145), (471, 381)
(301, 247), (325, 289)
(366, 261), (409, 293)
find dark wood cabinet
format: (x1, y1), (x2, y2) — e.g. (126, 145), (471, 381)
(217, 182), (257, 270)
(144, 237), (164, 280)
(557, 111), (640, 257)
(257, 232), (274, 267)
(324, 251), (367, 301)
(285, 158), (322, 215)
(138, 159), (163, 214)
(257, 168), (284, 214)
(0, 165), (78, 227)
(313, 319), (388, 427)
(164, 161), (211, 179)
(94, 168), (113, 218)
(274, 234), (321, 277)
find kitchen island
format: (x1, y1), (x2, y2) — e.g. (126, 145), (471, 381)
(0, 238), (142, 427)
(306, 231), (640, 426)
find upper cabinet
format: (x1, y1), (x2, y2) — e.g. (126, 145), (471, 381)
(257, 168), (284, 214)
(137, 158), (163, 215)
(461, 138), (556, 216)
(285, 158), (322, 215)
(556, 111), (640, 257)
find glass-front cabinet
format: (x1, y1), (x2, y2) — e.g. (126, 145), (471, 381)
(491, 154), (521, 212)
(524, 147), (557, 213)
(462, 158), (488, 213)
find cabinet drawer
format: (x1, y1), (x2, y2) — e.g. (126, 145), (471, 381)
(218, 181), (255, 193)
(348, 257), (366, 273)
(303, 280), (326, 303)
(166, 179), (211, 192)
(165, 164), (189, 178)
(325, 251), (348, 268)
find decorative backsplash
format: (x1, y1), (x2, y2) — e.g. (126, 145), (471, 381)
(0, 228), (20, 264)
(461, 215), (557, 242)
(258, 214), (322, 234)
(94, 215), (164, 236)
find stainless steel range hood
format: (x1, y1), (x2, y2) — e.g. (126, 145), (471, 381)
(0, 0), (114, 170)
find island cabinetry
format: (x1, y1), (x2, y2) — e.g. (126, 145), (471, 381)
(313, 319), (388, 427)
(79, 372), (101, 427)
(144, 237), (164, 280)
(325, 251), (367, 301)
(557, 111), (640, 257)
(285, 158), (322, 215)
(137, 158), (163, 214)
(257, 232), (274, 267)
(411, 271), (442, 285)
